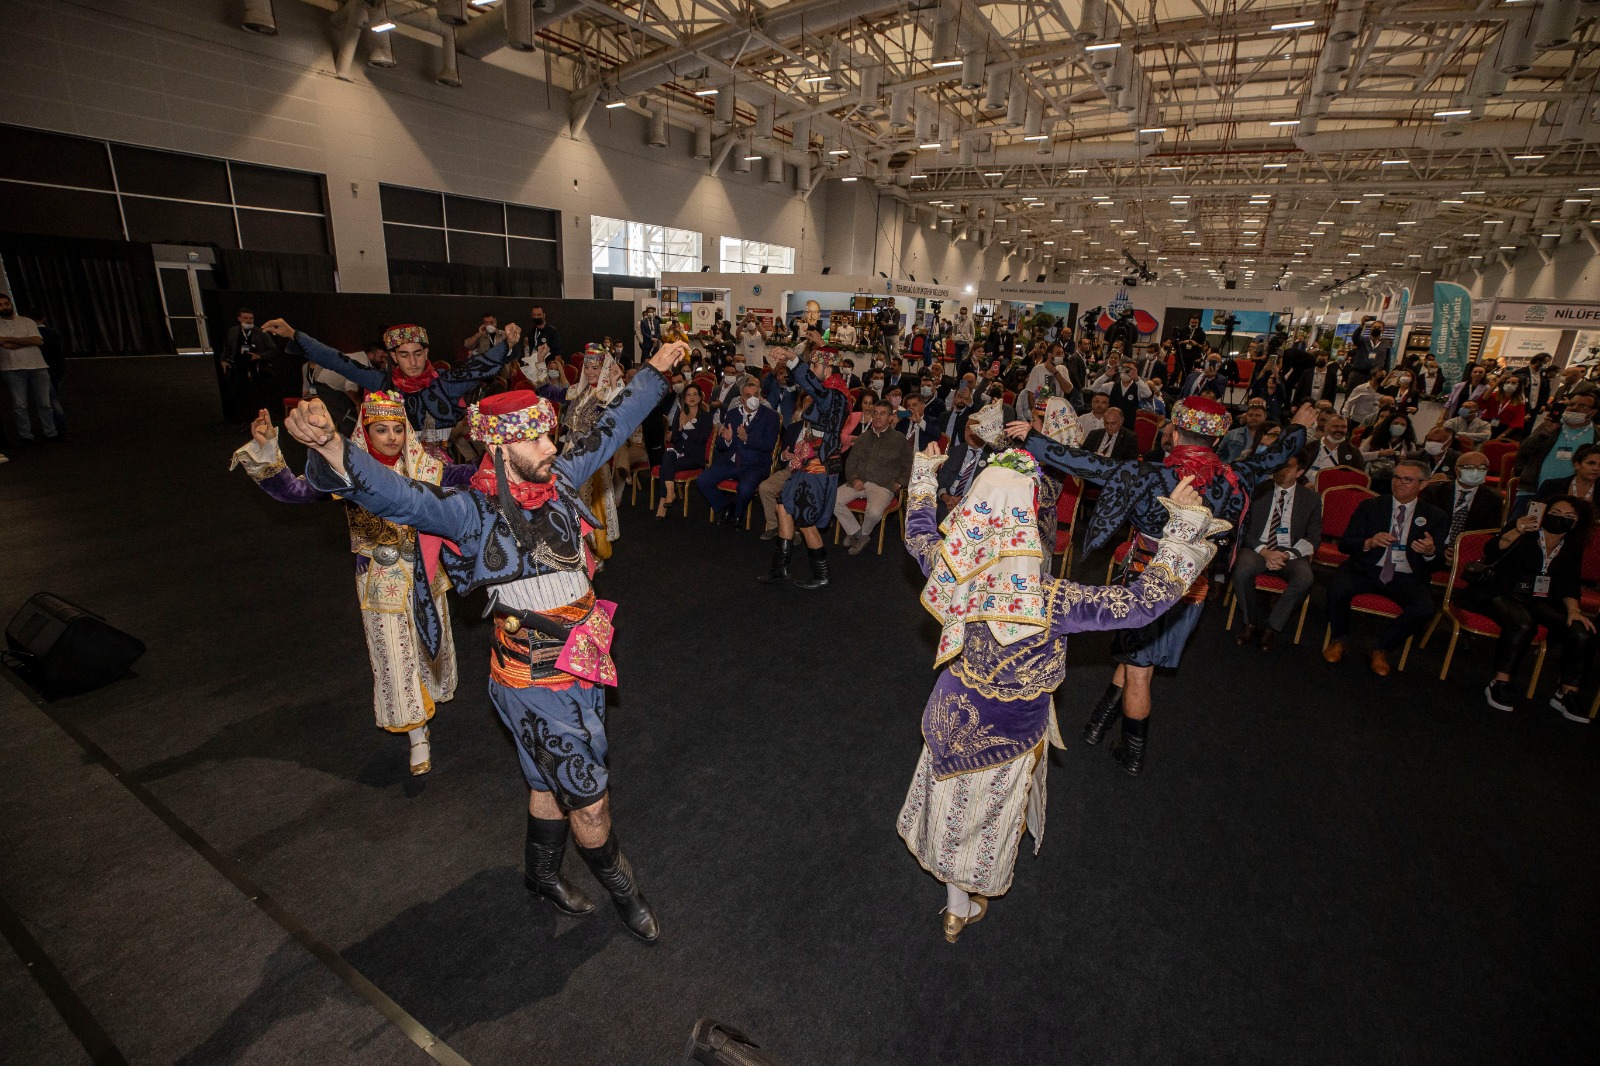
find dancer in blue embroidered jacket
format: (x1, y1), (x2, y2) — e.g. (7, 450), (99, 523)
(1004, 396), (1315, 775)
(896, 447), (1223, 942)
(757, 331), (850, 588)
(284, 337), (690, 943)
(261, 318), (519, 456)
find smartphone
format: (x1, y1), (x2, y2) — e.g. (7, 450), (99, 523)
(1526, 501), (1547, 525)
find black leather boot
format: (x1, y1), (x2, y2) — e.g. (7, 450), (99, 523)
(1110, 714), (1147, 776)
(1083, 683), (1123, 746)
(576, 833), (660, 943)
(756, 539), (792, 584)
(524, 815), (596, 916)
(793, 545), (830, 590)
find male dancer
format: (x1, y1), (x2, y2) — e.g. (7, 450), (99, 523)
(284, 338), (689, 943)
(262, 319), (518, 457)
(1006, 396), (1315, 774)
(757, 331), (850, 589)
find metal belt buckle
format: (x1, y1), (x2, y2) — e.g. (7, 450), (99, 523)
(372, 544), (400, 567)
(500, 615), (521, 634)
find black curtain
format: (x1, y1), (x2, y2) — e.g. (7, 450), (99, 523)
(386, 258), (562, 299)
(213, 248), (337, 292)
(0, 233), (171, 355)
(592, 273), (657, 300)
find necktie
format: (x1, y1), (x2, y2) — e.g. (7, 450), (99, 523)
(1379, 503), (1404, 583)
(954, 450), (979, 495)
(1449, 490), (1472, 548)
(1265, 489), (1286, 548)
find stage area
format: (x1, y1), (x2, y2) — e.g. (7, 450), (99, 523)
(2, 358), (1596, 1065)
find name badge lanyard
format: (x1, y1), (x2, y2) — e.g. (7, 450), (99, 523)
(1534, 536), (1559, 598)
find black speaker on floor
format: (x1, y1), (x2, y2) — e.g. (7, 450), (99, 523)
(4, 593), (146, 698)
(684, 1020), (790, 1065)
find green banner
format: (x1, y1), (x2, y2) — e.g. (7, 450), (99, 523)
(1430, 282), (1472, 386)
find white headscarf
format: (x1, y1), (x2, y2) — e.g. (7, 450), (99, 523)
(921, 453), (1048, 666)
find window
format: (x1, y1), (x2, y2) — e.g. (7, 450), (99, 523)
(720, 236), (795, 274)
(0, 123), (331, 251)
(590, 215), (702, 276)
(379, 184), (561, 274)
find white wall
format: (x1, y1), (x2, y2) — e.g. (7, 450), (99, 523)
(0, 0), (826, 296)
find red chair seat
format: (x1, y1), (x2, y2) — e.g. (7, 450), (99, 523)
(1350, 593), (1403, 619)
(717, 478), (737, 491)
(1431, 570), (1466, 590)
(1582, 588), (1600, 616)
(1314, 544), (1349, 566)
(1254, 574), (1289, 594)
(1054, 529), (1072, 555)
(848, 495), (901, 513)
(649, 464), (702, 482)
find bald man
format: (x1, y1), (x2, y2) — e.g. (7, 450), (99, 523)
(1421, 450), (1503, 552)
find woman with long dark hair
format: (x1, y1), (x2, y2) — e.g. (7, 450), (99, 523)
(1482, 496), (1596, 720)
(655, 384), (711, 519)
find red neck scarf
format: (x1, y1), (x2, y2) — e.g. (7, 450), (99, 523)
(1164, 443), (1240, 496)
(369, 447), (403, 468)
(390, 365), (440, 393)
(468, 454), (557, 509)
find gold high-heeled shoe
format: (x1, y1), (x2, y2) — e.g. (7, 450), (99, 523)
(942, 895), (988, 943)
(409, 726), (431, 776)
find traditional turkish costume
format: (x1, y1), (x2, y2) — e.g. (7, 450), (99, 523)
(897, 448), (1221, 922)
(302, 378), (667, 940)
(232, 392), (471, 755)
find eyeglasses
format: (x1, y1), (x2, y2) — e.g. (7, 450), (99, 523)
(1391, 475), (1423, 484)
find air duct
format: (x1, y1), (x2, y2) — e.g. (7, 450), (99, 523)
(1005, 79), (1028, 128)
(649, 108), (668, 147)
(891, 85), (913, 128)
(914, 96), (934, 144)
(436, 24), (462, 86)
(436, 0), (467, 26)
(241, 0), (277, 34)
(960, 47), (985, 91)
(1496, 11), (1536, 74)
(505, 0), (535, 51)
(791, 116), (812, 153)
(715, 81), (736, 126)
(1533, 0), (1579, 49)
(982, 67), (1008, 111)
(694, 124), (713, 159)
(766, 150), (785, 184)
(938, 118), (954, 155)
(858, 64), (883, 114)
(959, 137), (975, 166)
(368, 24), (397, 67)
(1075, 0), (1108, 43)
(733, 136), (752, 172)
(756, 102), (776, 140)
(1104, 47), (1133, 94)
(1327, 0), (1361, 43)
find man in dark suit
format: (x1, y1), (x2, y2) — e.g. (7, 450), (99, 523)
(1420, 451), (1503, 552)
(1324, 458), (1448, 675)
(1301, 414), (1363, 480)
(1173, 315), (1208, 378)
(1291, 352), (1340, 406)
(1418, 424), (1462, 482)
(1081, 407), (1140, 461)
(1232, 451), (1323, 650)
(935, 419), (990, 521)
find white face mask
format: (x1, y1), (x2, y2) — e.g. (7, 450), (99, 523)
(723, 373), (737, 383)
(745, 396), (759, 411)
(1458, 468), (1487, 487)
(920, 386), (933, 396)
(1389, 423), (1407, 438)
(1563, 410), (1592, 427)
(1424, 440), (1447, 456)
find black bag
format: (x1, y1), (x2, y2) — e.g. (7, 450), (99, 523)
(684, 1020), (790, 1066)
(1457, 559), (1498, 612)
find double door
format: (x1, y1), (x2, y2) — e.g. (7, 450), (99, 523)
(155, 259), (217, 353)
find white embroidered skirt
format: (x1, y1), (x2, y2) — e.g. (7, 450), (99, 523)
(357, 571), (457, 733)
(896, 742), (1047, 897)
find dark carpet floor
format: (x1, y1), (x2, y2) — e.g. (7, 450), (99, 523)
(2, 357), (1598, 1065)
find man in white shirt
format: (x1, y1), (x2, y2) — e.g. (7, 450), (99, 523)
(1441, 401), (1492, 446)
(1076, 392), (1111, 437)
(951, 306), (975, 364)
(0, 293), (56, 444)
(1230, 453), (1322, 650)
(1420, 451), (1503, 552)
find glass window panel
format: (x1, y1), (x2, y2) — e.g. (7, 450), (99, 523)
(384, 222), (447, 262)
(444, 194), (505, 234)
(112, 144), (231, 202)
(0, 124), (114, 189)
(379, 184), (444, 227)
(0, 182), (122, 239)
(720, 237), (794, 273)
(509, 237), (558, 271)
(121, 197), (238, 247)
(238, 208), (331, 254)
(447, 229), (507, 268)
(169, 317), (201, 349)
(507, 204), (557, 240)
(230, 163), (325, 213)
(590, 215), (700, 276)
(158, 268), (195, 314)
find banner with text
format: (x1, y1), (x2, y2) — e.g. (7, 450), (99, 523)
(1431, 281), (1472, 385)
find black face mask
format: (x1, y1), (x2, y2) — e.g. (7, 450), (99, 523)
(1542, 513), (1577, 535)
(530, 318), (544, 326)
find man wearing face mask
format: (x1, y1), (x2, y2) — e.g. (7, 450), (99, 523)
(1422, 451), (1502, 552)
(1514, 390), (1598, 503)
(1348, 318), (1387, 389)
(696, 375), (779, 526)
(522, 305), (561, 361)
(1442, 401), (1493, 446)
(952, 306), (974, 365)
(708, 364), (743, 417)
(1419, 425), (1461, 481)
(1091, 360), (1152, 424)
(941, 384), (976, 443)
(1300, 414), (1362, 480)
(1291, 348), (1340, 407)
(915, 372), (946, 425)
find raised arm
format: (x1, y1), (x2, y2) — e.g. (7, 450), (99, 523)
(263, 320), (388, 393)
(557, 343), (685, 486)
(229, 409), (327, 503)
(1014, 426), (1129, 486)
(440, 323), (524, 397)
(1048, 480), (1223, 636)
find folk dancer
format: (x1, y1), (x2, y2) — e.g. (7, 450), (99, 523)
(281, 339), (689, 942)
(1006, 397), (1315, 774)
(231, 394), (470, 774)
(261, 319), (521, 459)
(898, 448), (1222, 941)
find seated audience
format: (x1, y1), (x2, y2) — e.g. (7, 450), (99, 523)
(1533, 442), (1600, 513)
(1323, 459), (1447, 676)
(1360, 410), (1421, 488)
(1442, 401), (1492, 446)
(1418, 424), (1460, 482)
(1514, 391), (1597, 504)
(1082, 406), (1139, 460)
(1302, 414), (1363, 479)
(1342, 369), (1387, 424)
(1077, 392), (1111, 436)
(1231, 451), (1322, 651)
(835, 402), (913, 555)
(697, 376), (778, 524)
(655, 384), (711, 518)
(1421, 451), (1503, 552)
(1481, 377), (1528, 439)
(901, 394), (938, 451)
(1219, 401), (1271, 462)
(1480, 497), (1595, 721)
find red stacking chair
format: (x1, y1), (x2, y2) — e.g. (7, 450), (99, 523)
(1419, 530), (1547, 690)
(1314, 486), (1376, 570)
(1481, 439), (1517, 486)
(1133, 413), (1161, 455)
(649, 435), (710, 517)
(1054, 475), (1084, 577)
(1580, 531), (1600, 617)
(1228, 358), (1255, 405)
(1104, 533), (1137, 584)
(1315, 466), (1370, 494)
(563, 363), (579, 385)
(833, 490), (904, 554)
(1323, 592), (1417, 671)
(1226, 572), (1310, 644)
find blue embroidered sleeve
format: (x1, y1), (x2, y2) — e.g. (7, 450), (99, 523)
(439, 340), (518, 398)
(291, 333), (387, 393)
(556, 365), (669, 487)
(1232, 425), (1308, 488)
(305, 444), (482, 544)
(1023, 430), (1130, 486)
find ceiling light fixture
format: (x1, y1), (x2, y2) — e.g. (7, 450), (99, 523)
(829, 149), (850, 156)
(1433, 109), (1473, 118)
(1271, 20), (1317, 30)
(1380, 159), (1408, 165)
(1268, 120), (1301, 127)
(1139, 127), (1168, 134)
(605, 100), (627, 109)
(840, 176), (858, 182)
(694, 88), (720, 96)
(1084, 42), (1122, 52)
(1263, 163), (1289, 169)
(920, 142), (941, 149)
(1512, 154), (1545, 161)
(929, 60), (963, 69)
(1022, 134), (1049, 141)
